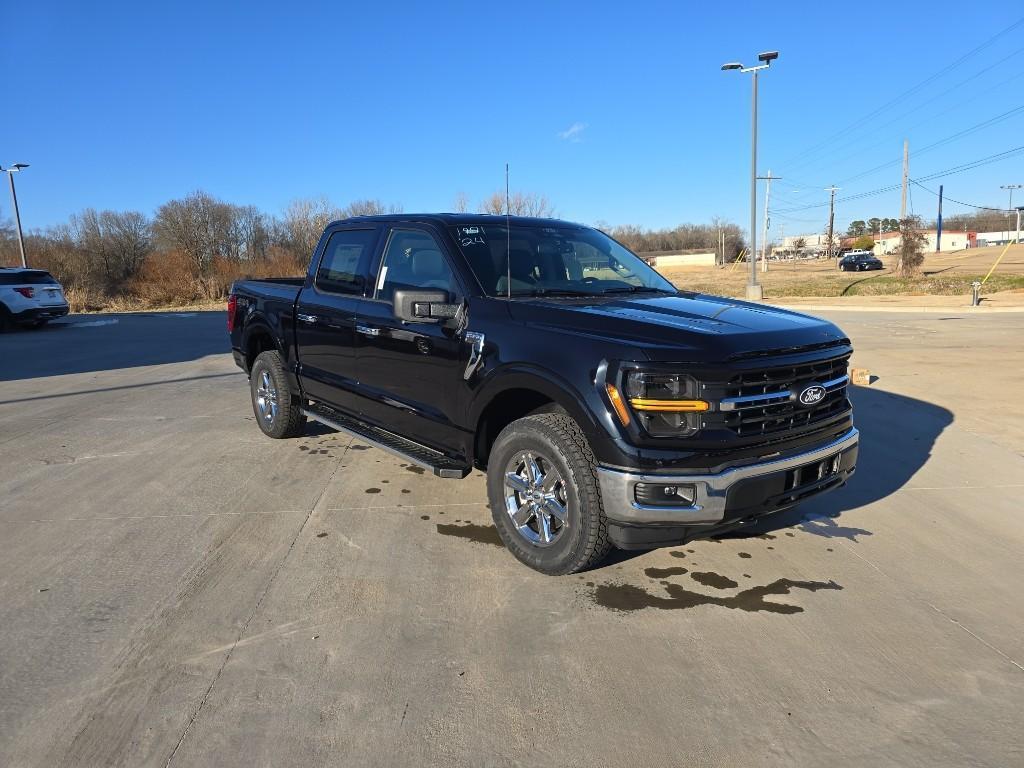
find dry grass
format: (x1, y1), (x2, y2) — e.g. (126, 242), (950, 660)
(659, 245), (1024, 299)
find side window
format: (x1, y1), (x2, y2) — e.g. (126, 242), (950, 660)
(315, 229), (377, 295)
(375, 228), (458, 302)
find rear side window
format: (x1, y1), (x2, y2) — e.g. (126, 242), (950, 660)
(315, 229), (377, 295)
(0, 270), (58, 285)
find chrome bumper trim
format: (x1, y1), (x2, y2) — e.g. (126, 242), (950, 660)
(596, 427), (859, 525)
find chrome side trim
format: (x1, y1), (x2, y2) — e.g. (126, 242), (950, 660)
(596, 427), (859, 525)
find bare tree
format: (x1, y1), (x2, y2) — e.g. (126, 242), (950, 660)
(69, 209), (152, 283)
(478, 191), (555, 217)
(453, 192), (469, 213)
(340, 199), (403, 218)
(153, 191), (238, 273)
(278, 197), (341, 262)
(895, 215), (927, 276)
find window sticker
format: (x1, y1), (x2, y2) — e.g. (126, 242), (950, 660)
(376, 264), (388, 291)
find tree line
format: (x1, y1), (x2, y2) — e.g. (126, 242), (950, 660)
(848, 209), (1018, 238)
(0, 190), (747, 309)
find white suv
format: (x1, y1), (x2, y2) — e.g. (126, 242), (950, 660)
(0, 267), (70, 330)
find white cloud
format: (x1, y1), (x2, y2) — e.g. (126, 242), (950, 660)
(557, 122), (587, 142)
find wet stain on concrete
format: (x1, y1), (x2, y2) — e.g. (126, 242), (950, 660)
(420, 515), (430, 520)
(403, 464), (426, 475)
(365, 488), (381, 494)
(669, 551), (686, 559)
(690, 571), (739, 589)
(738, 552), (752, 559)
(592, 578), (842, 613)
(401, 489), (411, 494)
(316, 532), (328, 538)
(435, 522), (503, 547)
(644, 566), (688, 579)
(299, 445), (309, 451)
(785, 532), (795, 537)
(349, 444), (371, 450)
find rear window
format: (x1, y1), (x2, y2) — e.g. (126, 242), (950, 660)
(0, 270), (58, 285)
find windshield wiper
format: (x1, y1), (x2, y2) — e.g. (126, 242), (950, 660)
(509, 288), (600, 297)
(598, 286), (676, 295)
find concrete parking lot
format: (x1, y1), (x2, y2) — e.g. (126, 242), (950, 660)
(1, 309), (1022, 767)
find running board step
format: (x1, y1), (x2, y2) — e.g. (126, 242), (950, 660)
(303, 402), (471, 479)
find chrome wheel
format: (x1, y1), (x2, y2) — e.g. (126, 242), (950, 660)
(503, 451), (569, 547)
(255, 370), (278, 426)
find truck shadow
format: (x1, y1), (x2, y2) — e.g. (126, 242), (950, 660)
(0, 311), (228, 382)
(717, 385), (953, 542)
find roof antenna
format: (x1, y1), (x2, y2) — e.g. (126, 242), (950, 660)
(505, 162), (511, 299)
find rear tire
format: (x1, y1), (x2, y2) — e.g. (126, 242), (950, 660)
(250, 350), (306, 439)
(487, 413), (612, 575)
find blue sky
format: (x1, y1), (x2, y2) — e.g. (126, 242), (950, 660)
(3, 1), (1023, 237)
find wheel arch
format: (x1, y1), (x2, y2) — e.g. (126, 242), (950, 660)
(470, 368), (604, 470)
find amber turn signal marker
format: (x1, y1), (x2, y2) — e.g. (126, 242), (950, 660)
(628, 398), (709, 412)
(605, 383), (631, 426)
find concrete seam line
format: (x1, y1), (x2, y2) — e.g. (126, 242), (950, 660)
(163, 436), (354, 767)
(839, 541), (1024, 674)
(325, 502), (487, 512)
(0, 510), (310, 524)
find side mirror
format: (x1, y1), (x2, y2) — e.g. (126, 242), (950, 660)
(393, 289), (459, 324)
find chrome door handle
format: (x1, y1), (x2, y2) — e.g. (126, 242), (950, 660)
(297, 313), (318, 324)
(463, 331), (485, 380)
(356, 325), (380, 337)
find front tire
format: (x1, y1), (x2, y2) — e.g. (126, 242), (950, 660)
(487, 413), (611, 575)
(250, 350), (306, 439)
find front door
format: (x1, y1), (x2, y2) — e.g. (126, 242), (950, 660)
(351, 226), (469, 453)
(295, 226), (380, 412)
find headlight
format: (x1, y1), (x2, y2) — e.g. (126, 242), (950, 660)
(624, 372), (708, 437)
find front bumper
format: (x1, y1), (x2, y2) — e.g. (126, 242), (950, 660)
(597, 427), (858, 533)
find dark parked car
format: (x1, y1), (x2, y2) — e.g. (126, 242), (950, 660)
(839, 251), (884, 271)
(228, 214), (858, 574)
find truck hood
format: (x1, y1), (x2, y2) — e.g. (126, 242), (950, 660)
(506, 292), (848, 362)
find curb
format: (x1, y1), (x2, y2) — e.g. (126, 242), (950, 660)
(769, 303), (1024, 314)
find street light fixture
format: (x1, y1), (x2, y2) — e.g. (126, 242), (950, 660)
(722, 51), (779, 301)
(1, 162), (30, 268)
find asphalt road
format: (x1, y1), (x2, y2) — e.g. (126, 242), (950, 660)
(1, 310), (1022, 767)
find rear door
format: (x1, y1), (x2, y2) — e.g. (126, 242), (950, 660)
(350, 225), (469, 451)
(294, 226), (381, 412)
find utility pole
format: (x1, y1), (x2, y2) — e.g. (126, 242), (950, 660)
(1016, 206), (1022, 245)
(757, 171), (779, 272)
(936, 184), (944, 253)
(1000, 185), (1022, 243)
(825, 185), (839, 259)
(900, 140), (909, 220)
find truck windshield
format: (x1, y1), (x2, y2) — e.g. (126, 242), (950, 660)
(449, 224), (676, 297)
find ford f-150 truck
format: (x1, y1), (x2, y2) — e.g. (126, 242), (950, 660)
(228, 214), (858, 574)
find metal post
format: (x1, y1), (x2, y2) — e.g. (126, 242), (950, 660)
(900, 140), (909, 220)
(759, 170), (776, 273)
(971, 281), (981, 306)
(936, 184), (943, 253)
(1016, 207), (1022, 244)
(747, 71), (761, 300)
(6, 172), (27, 268)
(825, 186), (839, 260)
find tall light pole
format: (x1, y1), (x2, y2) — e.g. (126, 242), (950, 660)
(1, 163), (30, 268)
(723, 50), (779, 301)
(1000, 184), (1021, 244)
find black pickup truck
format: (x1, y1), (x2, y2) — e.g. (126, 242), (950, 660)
(228, 214), (858, 574)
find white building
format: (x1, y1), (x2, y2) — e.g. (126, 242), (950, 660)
(874, 230), (972, 254)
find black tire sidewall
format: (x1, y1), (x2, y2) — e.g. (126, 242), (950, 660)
(487, 416), (603, 575)
(250, 351), (297, 439)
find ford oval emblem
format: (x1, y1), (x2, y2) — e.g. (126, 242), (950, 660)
(798, 384), (826, 406)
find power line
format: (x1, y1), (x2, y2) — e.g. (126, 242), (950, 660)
(910, 180), (1009, 211)
(785, 41), (1024, 174)
(772, 144), (1024, 213)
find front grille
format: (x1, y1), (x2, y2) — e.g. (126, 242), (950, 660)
(718, 353), (851, 438)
